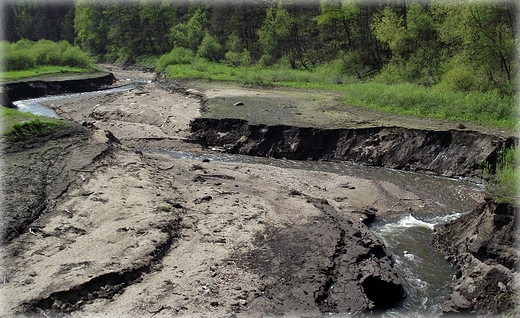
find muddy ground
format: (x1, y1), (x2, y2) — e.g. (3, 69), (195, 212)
(1, 65), (491, 317)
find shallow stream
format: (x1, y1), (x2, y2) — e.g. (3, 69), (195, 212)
(12, 83), (139, 118)
(151, 149), (483, 317)
(14, 83), (484, 317)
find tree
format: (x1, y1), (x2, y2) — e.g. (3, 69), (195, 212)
(198, 32), (223, 61)
(74, 0), (108, 55)
(138, 0), (177, 55)
(432, 1), (517, 94)
(257, 2), (293, 66)
(3, 0), (75, 43)
(371, 2), (445, 85)
(169, 8), (208, 52)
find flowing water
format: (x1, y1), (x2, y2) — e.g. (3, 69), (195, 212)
(12, 83), (140, 118)
(149, 149), (483, 317)
(15, 85), (485, 317)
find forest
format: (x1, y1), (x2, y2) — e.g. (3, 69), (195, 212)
(1, 0), (518, 97)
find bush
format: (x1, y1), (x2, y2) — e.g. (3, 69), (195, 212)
(115, 47), (136, 65)
(484, 147), (519, 203)
(61, 46), (90, 67)
(156, 47), (196, 73)
(197, 32), (223, 62)
(12, 38), (34, 51)
(438, 65), (480, 93)
(225, 49), (251, 67)
(4, 50), (36, 71)
(374, 62), (407, 85)
(2, 39), (91, 71)
(33, 39), (64, 65)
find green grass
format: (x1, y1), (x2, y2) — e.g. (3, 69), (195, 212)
(162, 58), (517, 130)
(1, 39), (98, 80)
(163, 58), (358, 86)
(484, 147), (519, 204)
(1, 65), (100, 81)
(0, 106), (67, 141)
(338, 82), (517, 129)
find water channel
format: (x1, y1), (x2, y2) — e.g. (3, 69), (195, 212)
(150, 149), (483, 317)
(13, 83), (485, 317)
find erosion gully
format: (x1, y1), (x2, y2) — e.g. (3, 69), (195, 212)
(14, 82), (484, 317)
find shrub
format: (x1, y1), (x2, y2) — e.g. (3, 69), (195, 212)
(156, 47), (196, 73)
(4, 50), (36, 71)
(61, 46), (90, 67)
(12, 38), (34, 51)
(3, 39), (91, 71)
(33, 39), (64, 65)
(197, 32), (223, 62)
(373, 62), (407, 85)
(438, 65), (480, 93)
(484, 147), (519, 203)
(225, 49), (251, 67)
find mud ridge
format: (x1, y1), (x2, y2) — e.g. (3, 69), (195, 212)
(3, 73), (116, 101)
(22, 217), (182, 316)
(1, 124), (109, 243)
(313, 200), (406, 312)
(190, 118), (517, 178)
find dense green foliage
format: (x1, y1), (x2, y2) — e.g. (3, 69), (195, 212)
(1, 39), (93, 72)
(484, 147), (519, 204)
(0, 106), (67, 141)
(3, 0), (516, 97)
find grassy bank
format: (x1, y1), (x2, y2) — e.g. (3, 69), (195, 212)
(1, 65), (101, 81)
(1, 39), (100, 81)
(161, 58), (517, 130)
(484, 147), (519, 204)
(0, 106), (67, 141)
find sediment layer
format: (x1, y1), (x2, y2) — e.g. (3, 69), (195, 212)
(190, 117), (517, 178)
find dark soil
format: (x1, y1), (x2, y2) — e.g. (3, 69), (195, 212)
(190, 118), (517, 178)
(1, 124), (118, 244)
(432, 199), (519, 315)
(3, 72), (115, 101)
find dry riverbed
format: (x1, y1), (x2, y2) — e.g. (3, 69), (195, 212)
(1, 65), (487, 316)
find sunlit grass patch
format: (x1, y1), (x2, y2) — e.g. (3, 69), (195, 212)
(484, 147), (519, 204)
(338, 82), (517, 129)
(164, 58), (517, 130)
(0, 106), (67, 140)
(1, 65), (100, 81)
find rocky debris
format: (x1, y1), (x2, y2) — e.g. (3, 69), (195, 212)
(190, 118), (517, 178)
(432, 199), (520, 316)
(3, 73), (116, 101)
(186, 88), (204, 98)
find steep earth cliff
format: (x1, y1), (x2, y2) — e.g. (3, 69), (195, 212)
(432, 199), (519, 315)
(190, 118), (516, 178)
(3, 72), (115, 101)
